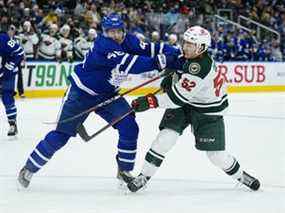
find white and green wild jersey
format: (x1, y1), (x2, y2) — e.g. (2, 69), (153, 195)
(157, 53), (228, 114)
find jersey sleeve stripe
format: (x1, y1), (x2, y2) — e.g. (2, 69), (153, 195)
(166, 85), (188, 106)
(17, 50), (25, 56)
(189, 94), (228, 107)
(159, 42), (164, 54)
(151, 43), (155, 57)
(4, 62), (15, 70)
(13, 46), (23, 53)
(124, 55), (138, 74)
(119, 53), (129, 65)
(172, 84), (189, 103)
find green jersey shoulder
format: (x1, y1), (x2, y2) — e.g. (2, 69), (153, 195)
(182, 52), (214, 79)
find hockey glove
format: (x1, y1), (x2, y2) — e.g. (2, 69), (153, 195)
(156, 54), (177, 71)
(131, 94), (158, 112)
(160, 70), (174, 92)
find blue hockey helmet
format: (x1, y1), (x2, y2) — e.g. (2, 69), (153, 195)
(101, 13), (125, 32)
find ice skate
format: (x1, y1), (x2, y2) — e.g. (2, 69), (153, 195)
(7, 121), (18, 137)
(116, 169), (135, 193)
(127, 174), (150, 193)
(117, 169), (135, 184)
(238, 171), (260, 191)
(17, 167), (33, 189)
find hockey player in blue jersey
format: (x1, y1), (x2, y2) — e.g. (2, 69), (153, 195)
(18, 13), (179, 188)
(0, 30), (25, 136)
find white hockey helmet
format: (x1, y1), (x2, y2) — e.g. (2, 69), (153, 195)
(183, 26), (211, 54)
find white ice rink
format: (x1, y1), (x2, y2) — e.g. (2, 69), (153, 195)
(0, 93), (285, 213)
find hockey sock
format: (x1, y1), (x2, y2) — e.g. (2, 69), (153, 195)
(141, 129), (179, 177)
(26, 131), (70, 173)
(142, 149), (165, 177)
(2, 91), (17, 122)
(206, 151), (242, 180)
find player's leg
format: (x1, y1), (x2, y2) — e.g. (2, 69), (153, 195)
(206, 151), (260, 190)
(1, 75), (17, 136)
(95, 97), (139, 181)
(191, 111), (260, 191)
(18, 87), (93, 188)
(127, 108), (189, 192)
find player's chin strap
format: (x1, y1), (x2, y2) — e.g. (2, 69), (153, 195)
(77, 88), (162, 142)
(43, 70), (171, 125)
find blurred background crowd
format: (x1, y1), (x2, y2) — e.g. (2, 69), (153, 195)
(0, 0), (284, 62)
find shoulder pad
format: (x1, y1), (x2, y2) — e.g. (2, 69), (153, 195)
(0, 32), (9, 41)
(183, 53), (213, 79)
(94, 35), (122, 55)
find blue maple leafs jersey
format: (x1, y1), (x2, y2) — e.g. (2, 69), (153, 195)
(69, 33), (180, 95)
(0, 33), (25, 79)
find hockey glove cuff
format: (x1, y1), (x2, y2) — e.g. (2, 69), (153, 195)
(131, 94), (158, 112)
(156, 54), (167, 71)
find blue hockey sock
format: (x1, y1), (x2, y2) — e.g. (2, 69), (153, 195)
(26, 131), (70, 173)
(117, 138), (137, 171)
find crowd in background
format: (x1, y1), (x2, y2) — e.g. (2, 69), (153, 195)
(0, 0), (284, 62)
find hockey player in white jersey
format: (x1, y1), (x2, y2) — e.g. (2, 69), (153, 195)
(74, 28), (97, 60)
(126, 26), (260, 192)
(38, 24), (61, 60)
(58, 24), (73, 62)
(16, 21), (39, 60)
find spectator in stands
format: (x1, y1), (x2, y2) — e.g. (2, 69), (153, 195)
(0, 0), (284, 62)
(37, 24), (61, 61)
(167, 33), (180, 49)
(151, 31), (160, 42)
(58, 24), (73, 62)
(16, 21), (39, 60)
(271, 39), (283, 61)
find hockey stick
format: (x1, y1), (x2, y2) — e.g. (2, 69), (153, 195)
(44, 70), (170, 125)
(78, 88), (162, 142)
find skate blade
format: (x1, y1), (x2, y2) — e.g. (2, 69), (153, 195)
(16, 180), (29, 192)
(117, 180), (132, 195)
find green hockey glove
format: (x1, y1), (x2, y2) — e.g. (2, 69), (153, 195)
(131, 94), (158, 112)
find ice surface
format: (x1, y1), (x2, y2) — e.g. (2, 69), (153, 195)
(0, 93), (284, 213)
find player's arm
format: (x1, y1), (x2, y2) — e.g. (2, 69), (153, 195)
(95, 50), (174, 74)
(131, 72), (205, 112)
(128, 33), (181, 57)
